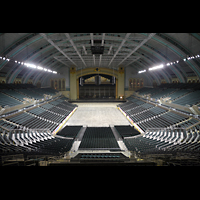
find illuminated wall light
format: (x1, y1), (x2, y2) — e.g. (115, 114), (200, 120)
(27, 63), (36, 68)
(0, 57), (57, 74)
(138, 69), (146, 74)
(37, 66), (43, 70)
(149, 64), (164, 71)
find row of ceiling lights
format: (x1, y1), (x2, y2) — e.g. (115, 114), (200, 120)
(138, 54), (200, 74)
(0, 56), (57, 74)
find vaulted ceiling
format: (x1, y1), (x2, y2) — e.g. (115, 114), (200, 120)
(0, 33), (200, 85)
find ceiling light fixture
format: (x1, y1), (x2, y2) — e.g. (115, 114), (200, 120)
(0, 56), (57, 74)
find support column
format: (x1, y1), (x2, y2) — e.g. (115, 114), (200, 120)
(77, 78), (79, 99)
(115, 78), (118, 99)
(117, 67), (124, 98)
(70, 67), (77, 100)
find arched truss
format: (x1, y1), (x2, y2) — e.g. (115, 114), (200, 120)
(0, 33), (200, 85)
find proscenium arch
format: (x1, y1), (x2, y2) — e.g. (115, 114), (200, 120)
(76, 67), (118, 79)
(75, 67), (119, 100)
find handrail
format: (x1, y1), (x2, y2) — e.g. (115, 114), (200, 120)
(145, 127), (186, 133)
(1, 128), (51, 134)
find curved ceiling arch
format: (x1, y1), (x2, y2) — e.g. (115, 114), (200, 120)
(33, 63), (64, 85)
(133, 62), (160, 85)
(133, 49), (171, 83)
(153, 34), (200, 79)
(138, 35), (186, 82)
(1, 33), (200, 86)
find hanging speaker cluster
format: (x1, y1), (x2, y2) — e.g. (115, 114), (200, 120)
(80, 77), (84, 86)
(91, 40), (104, 55)
(112, 76), (115, 85)
(95, 75), (101, 85)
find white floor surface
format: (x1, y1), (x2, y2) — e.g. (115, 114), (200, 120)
(65, 103), (130, 127)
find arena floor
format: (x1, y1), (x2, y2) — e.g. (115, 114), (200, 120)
(65, 103), (130, 127)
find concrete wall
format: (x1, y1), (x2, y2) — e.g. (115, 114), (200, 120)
(125, 66), (153, 88)
(41, 67), (70, 89)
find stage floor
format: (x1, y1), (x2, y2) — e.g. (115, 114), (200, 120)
(65, 103), (130, 127)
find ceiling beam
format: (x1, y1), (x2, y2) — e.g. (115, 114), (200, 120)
(54, 56), (70, 67)
(108, 33), (131, 67)
(64, 33), (87, 67)
(90, 33), (95, 67)
(124, 57), (140, 67)
(40, 33), (78, 67)
(99, 33), (105, 67)
(82, 45), (87, 55)
(117, 33), (156, 66)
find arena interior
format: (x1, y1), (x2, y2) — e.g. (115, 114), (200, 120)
(1, 33), (200, 166)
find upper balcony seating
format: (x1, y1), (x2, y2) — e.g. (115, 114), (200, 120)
(173, 90), (200, 106)
(0, 92), (22, 107)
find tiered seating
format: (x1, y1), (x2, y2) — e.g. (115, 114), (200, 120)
(119, 98), (145, 111)
(135, 83), (200, 106)
(0, 89), (27, 102)
(137, 111), (188, 132)
(166, 126), (200, 152)
(0, 129), (74, 156)
(114, 125), (140, 138)
(135, 87), (162, 96)
(0, 84), (78, 157)
(0, 84), (60, 108)
(16, 88), (44, 100)
(143, 125), (200, 153)
(49, 98), (77, 111)
(123, 122), (200, 155)
(130, 106), (167, 123)
(57, 126), (82, 138)
(0, 92), (22, 107)
(150, 88), (176, 99)
(124, 136), (163, 154)
(173, 90), (200, 106)
(79, 127), (120, 150)
(125, 103), (154, 116)
(27, 107), (66, 124)
(71, 153), (129, 162)
(6, 112), (58, 132)
(167, 89), (190, 101)
(0, 119), (18, 129)
(40, 103), (71, 117)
